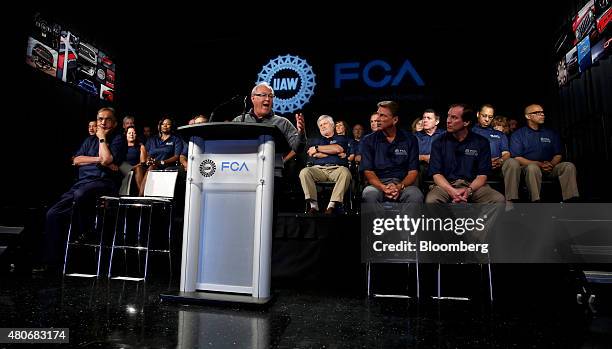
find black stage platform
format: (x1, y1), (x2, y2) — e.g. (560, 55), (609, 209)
(1, 209), (612, 347)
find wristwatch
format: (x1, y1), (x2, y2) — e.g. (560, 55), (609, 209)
(99, 138), (105, 143)
(314, 145), (319, 152)
(160, 160), (165, 166)
(467, 187), (474, 197)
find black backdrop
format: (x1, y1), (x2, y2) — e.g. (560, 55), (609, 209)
(4, 2), (610, 207)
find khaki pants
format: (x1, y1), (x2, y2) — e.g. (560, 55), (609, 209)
(425, 179), (505, 203)
(499, 158), (521, 201)
(522, 162), (579, 201)
(299, 165), (352, 203)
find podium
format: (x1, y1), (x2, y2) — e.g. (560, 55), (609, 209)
(161, 123), (289, 305)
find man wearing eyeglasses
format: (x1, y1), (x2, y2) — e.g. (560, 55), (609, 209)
(299, 115), (351, 215)
(471, 104), (521, 204)
(42, 107), (127, 272)
(510, 104), (579, 202)
(232, 82), (305, 176)
(360, 101), (423, 203)
(426, 104), (505, 204)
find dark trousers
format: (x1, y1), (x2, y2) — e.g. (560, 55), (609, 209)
(43, 178), (117, 265)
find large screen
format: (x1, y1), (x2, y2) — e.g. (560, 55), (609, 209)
(25, 13), (115, 102)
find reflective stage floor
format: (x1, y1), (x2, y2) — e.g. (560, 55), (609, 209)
(1, 269), (611, 348)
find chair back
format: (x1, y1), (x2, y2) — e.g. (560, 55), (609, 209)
(118, 171), (134, 196)
(143, 170), (178, 198)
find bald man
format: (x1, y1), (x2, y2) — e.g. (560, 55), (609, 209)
(510, 104), (579, 202)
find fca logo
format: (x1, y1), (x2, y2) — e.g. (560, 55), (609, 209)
(334, 59), (424, 88)
(221, 161), (249, 172)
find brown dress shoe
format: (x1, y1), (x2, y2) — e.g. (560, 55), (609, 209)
(324, 207), (335, 215)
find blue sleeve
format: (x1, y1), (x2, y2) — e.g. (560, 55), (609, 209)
(75, 137), (90, 157)
(173, 136), (183, 156)
(181, 140), (188, 156)
(359, 137), (373, 172)
(110, 133), (127, 164)
(509, 130), (523, 157)
(500, 133), (509, 153)
(307, 138), (316, 149)
(477, 139), (492, 176)
(337, 136), (348, 153)
(408, 134), (419, 171)
(145, 137), (153, 153)
(428, 138), (443, 177)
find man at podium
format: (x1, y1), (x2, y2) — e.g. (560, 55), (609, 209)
(232, 82), (306, 177)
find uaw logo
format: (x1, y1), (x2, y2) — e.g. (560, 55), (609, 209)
(394, 148), (408, 156)
(199, 159), (216, 177)
(540, 137), (551, 143)
(257, 55), (316, 114)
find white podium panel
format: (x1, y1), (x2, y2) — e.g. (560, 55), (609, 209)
(179, 135), (275, 301)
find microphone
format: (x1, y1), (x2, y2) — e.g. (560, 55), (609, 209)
(209, 94), (244, 123)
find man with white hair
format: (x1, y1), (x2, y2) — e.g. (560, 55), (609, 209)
(232, 82), (305, 176)
(299, 115), (352, 215)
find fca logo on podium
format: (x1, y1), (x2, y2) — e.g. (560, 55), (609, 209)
(221, 161), (249, 172)
(334, 59), (424, 88)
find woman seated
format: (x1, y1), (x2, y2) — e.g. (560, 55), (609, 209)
(125, 126), (148, 195)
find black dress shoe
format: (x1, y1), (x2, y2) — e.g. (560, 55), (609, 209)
(306, 207), (319, 215)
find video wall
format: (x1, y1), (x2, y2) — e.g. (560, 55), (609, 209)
(556, 0), (611, 87)
(25, 13), (115, 102)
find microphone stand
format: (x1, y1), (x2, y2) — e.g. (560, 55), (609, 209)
(240, 96), (248, 122)
(209, 94), (242, 123)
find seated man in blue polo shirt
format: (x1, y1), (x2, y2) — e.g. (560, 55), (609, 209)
(415, 108), (445, 187)
(415, 108), (445, 164)
(471, 104), (520, 203)
(299, 115), (352, 215)
(426, 104), (505, 204)
(43, 107), (127, 270)
(361, 101), (423, 203)
(510, 104), (579, 202)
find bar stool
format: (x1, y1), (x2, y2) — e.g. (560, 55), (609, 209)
(108, 170), (178, 281)
(63, 171), (133, 277)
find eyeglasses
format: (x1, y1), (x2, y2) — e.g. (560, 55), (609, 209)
(253, 93), (275, 98)
(527, 111), (545, 116)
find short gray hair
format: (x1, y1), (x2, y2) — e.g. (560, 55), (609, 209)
(317, 114), (334, 127)
(251, 82), (274, 96)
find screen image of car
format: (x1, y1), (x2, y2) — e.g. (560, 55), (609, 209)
(32, 43), (54, 70)
(77, 79), (99, 95)
(79, 65), (95, 77)
(100, 85), (114, 102)
(26, 37), (58, 77)
(105, 69), (115, 88)
(78, 42), (97, 64)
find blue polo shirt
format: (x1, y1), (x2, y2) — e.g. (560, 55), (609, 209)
(75, 131), (126, 181)
(510, 126), (562, 161)
(145, 134), (183, 162)
(348, 138), (361, 156)
(471, 125), (509, 158)
(309, 135), (349, 166)
(429, 131), (492, 182)
(360, 129), (419, 179)
(415, 128), (445, 155)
